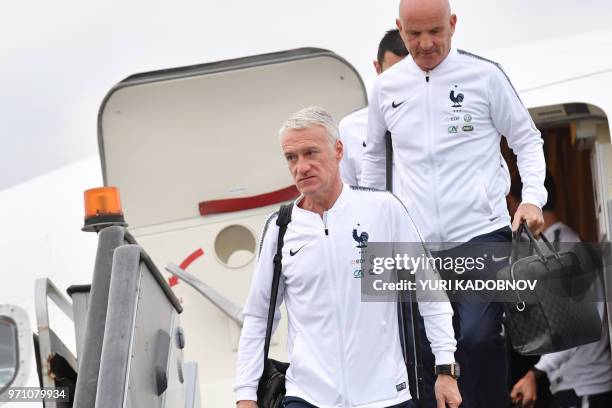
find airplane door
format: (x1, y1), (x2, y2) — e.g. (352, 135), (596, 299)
(589, 126), (612, 356)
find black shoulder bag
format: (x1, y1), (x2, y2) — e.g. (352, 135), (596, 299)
(256, 203), (293, 408)
(498, 221), (602, 355)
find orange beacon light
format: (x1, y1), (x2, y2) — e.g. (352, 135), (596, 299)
(82, 186), (128, 232)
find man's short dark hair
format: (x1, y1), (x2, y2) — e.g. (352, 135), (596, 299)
(377, 29), (409, 66)
(510, 171), (556, 211)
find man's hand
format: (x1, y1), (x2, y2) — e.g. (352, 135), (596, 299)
(236, 400), (258, 408)
(511, 203), (544, 235)
(434, 374), (462, 408)
(510, 370), (537, 408)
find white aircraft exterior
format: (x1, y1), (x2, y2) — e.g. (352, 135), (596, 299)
(1, 3), (612, 407)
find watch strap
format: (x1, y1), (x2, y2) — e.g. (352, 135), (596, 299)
(435, 362), (460, 379)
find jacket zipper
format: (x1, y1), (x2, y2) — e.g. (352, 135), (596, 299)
(322, 211), (350, 406)
(323, 211), (329, 236)
(425, 70), (442, 241)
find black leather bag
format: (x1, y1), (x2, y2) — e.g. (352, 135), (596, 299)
(256, 204), (292, 408)
(498, 222), (602, 355)
(257, 359), (289, 408)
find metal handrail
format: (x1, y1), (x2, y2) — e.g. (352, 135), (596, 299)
(34, 278), (76, 408)
(165, 263), (244, 326)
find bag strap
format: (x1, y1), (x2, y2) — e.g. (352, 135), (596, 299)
(385, 130), (425, 405)
(554, 228), (561, 251)
(512, 221), (548, 263)
(539, 232), (561, 260)
(263, 203), (293, 365)
(385, 130), (393, 192)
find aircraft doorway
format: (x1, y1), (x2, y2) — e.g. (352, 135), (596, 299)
(502, 102), (612, 407)
(501, 102), (610, 242)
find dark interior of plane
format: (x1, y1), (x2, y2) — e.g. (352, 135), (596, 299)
(502, 122), (599, 242)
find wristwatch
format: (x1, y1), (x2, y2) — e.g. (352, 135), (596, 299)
(435, 362), (460, 379)
(531, 366), (546, 381)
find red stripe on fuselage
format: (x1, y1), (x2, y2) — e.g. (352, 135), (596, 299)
(199, 185), (299, 216)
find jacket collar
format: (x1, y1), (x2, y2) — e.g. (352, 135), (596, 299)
(405, 47), (458, 77)
(293, 183), (350, 217)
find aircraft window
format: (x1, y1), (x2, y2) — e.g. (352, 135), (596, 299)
(214, 224), (256, 268)
(0, 316), (18, 393)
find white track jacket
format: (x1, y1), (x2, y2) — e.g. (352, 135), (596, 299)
(235, 185), (456, 408)
(361, 48), (547, 242)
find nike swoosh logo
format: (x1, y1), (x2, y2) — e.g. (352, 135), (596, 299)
(289, 244), (307, 256)
(391, 100), (405, 108)
(491, 255), (509, 262)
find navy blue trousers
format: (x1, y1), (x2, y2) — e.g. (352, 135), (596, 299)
(407, 226), (511, 408)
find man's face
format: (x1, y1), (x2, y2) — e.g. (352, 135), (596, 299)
(374, 51), (406, 75)
(281, 126), (342, 198)
(396, 1), (456, 71)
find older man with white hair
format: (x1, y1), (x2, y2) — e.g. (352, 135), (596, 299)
(234, 107), (460, 408)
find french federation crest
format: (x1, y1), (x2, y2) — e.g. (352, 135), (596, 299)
(450, 85), (464, 108)
(352, 228), (369, 248)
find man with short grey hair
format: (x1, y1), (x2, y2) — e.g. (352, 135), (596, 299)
(234, 106), (461, 408)
(281, 106), (340, 145)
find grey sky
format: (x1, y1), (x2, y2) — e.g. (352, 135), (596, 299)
(2, 0), (611, 191)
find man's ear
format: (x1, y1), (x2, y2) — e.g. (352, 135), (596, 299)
(396, 18), (409, 51)
(449, 14), (457, 36)
(335, 139), (343, 161)
(373, 60), (383, 75)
